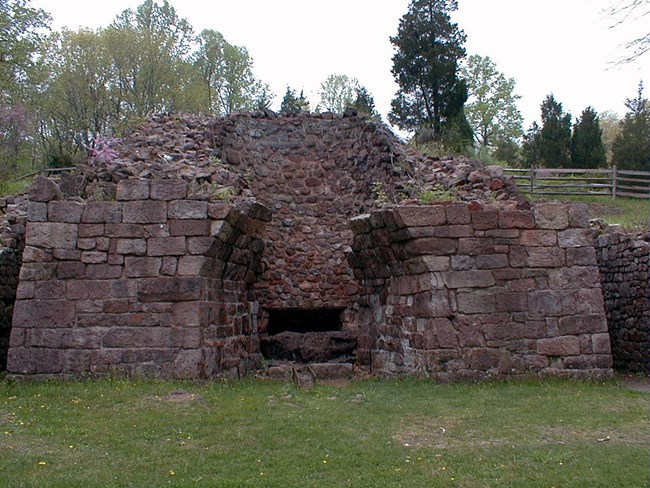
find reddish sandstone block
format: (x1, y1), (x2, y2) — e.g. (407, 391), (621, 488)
(566, 247), (597, 266)
(82, 202), (121, 223)
(441, 270), (495, 289)
(392, 206), (447, 228)
(137, 277), (204, 302)
(445, 203), (471, 224)
(168, 200), (208, 220)
(105, 224), (146, 238)
(499, 210), (535, 229)
(48, 201), (85, 223)
(172, 301), (210, 327)
(122, 201), (166, 224)
(173, 350), (202, 379)
(116, 239), (147, 255)
(433, 225), (473, 238)
(34, 280), (66, 300)
(471, 209), (498, 230)
(13, 299), (75, 328)
(26, 222), (78, 249)
(537, 336), (580, 356)
(558, 228), (593, 248)
(62, 328), (102, 349)
(148, 237), (186, 256)
(526, 247), (565, 268)
(559, 315), (608, 335)
(151, 180), (188, 201)
(79, 223), (104, 238)
(85, 264), (122, 280)
(457, 291), (496, 314)
(548, 266), (600, 290)
(116, 180), (150, 201)
(458, 238), (495, 256)
(528, 290), (564, 317)
(66, 280), (112, 300)
(169, 219), (211, 236)
(81, 251), (107, 264)
(177, 256), (207, 276)
(519, 230), (557, 247)
(592, 333), (612, 354)
(57, 261), (86, 279)
(476, 254), (508, 269)
(187, 236), (217, 256)
(404, 237), (458, 256)
(125, 257), (162, 278)
(19, 263), (56, 281)
(533, 203), (569, 230)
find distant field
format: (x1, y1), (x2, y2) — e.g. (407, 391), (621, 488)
(1, 377), (648, 487)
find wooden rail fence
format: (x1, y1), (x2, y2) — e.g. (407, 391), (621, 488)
(503, 166), (650, 200)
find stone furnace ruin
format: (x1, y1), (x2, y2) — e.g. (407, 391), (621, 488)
(4, 111), (616, 380)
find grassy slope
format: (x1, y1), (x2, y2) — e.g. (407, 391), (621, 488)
(1, 378), (648, 487)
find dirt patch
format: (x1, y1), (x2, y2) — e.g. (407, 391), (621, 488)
(618, 374), (650, 394)
(156, 390), (203, 404)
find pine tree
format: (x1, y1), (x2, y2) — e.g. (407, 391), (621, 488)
(389, 0), (471, 147)
(538, 94), (572, 167)
(280, 87), (310, 114)
(352, 86), (379, 118)
(570, 107), (607, 168)
(612, 82), (650, 171)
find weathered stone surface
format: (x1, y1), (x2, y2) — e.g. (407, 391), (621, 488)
(29, 176), (60, 202)
(82, 202), (121, 223)
(116, 180), (150, 201)
(137, 277), (204, 302)
(25, 222), (78, 249)
(122, 201), (167, 224)
(47, 200), (84, 224)
(151, 180), (188, 201)
(169, 200), (209, 220)
(533, 203), (569, 230)
(537, 336), (580, 356)
(393, 206), (447, 228)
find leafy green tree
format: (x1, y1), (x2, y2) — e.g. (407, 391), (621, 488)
(598, 110), (622, 164)
(0, 0), (50, 180)
(389, 0), (470, 146)
(280, 87), (309, 114)
(461, 54), (523, 149)
(570, 107), (606, 168)
(0, 0), (50, 101)
(319, 74), (358, 113)
(104, 0), (194, 119)
(192, 29), (269, 115)
(352, 86), (379, 118)
(612, 82), (650, 170)
(537, 94), (572, 167)
(38, 28), (113, 160)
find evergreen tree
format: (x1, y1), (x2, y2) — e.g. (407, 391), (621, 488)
(521, 121), (541, 167)
(353, 86), (379, 118)
(538, 94), (572, 167)
(389, 0), (470, 147)
(612, 82), (650, 171)
(279, 87), (309, 114)
(570, 107), (607, 168)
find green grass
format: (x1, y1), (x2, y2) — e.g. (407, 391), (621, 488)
(0, 377), (647, 487)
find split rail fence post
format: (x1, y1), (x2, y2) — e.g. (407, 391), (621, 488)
(612, 165), (617, 199)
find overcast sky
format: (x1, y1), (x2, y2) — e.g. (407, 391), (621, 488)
(32, 0), (649, 132)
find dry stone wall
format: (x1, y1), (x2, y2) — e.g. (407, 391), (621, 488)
(7, 179), (270, 379)
(595, 231), (649, 373)
(349, 202), (612, 380)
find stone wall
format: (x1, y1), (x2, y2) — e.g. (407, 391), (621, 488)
(349, 202), (612, 380)
(7, 179), (270, 379)
(212, 113), (401, 329)
(0, 248), (20, 369)
(595, 231), (649, 373)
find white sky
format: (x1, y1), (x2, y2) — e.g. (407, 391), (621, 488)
(32, 0), (649, 132)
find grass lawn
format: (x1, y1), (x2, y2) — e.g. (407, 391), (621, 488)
(0, 377), (647, 487)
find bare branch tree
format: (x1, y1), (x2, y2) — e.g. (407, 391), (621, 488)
(607, 0), (650, 63)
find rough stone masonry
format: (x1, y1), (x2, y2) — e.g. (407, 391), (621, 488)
(4, 111), (613, 379)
